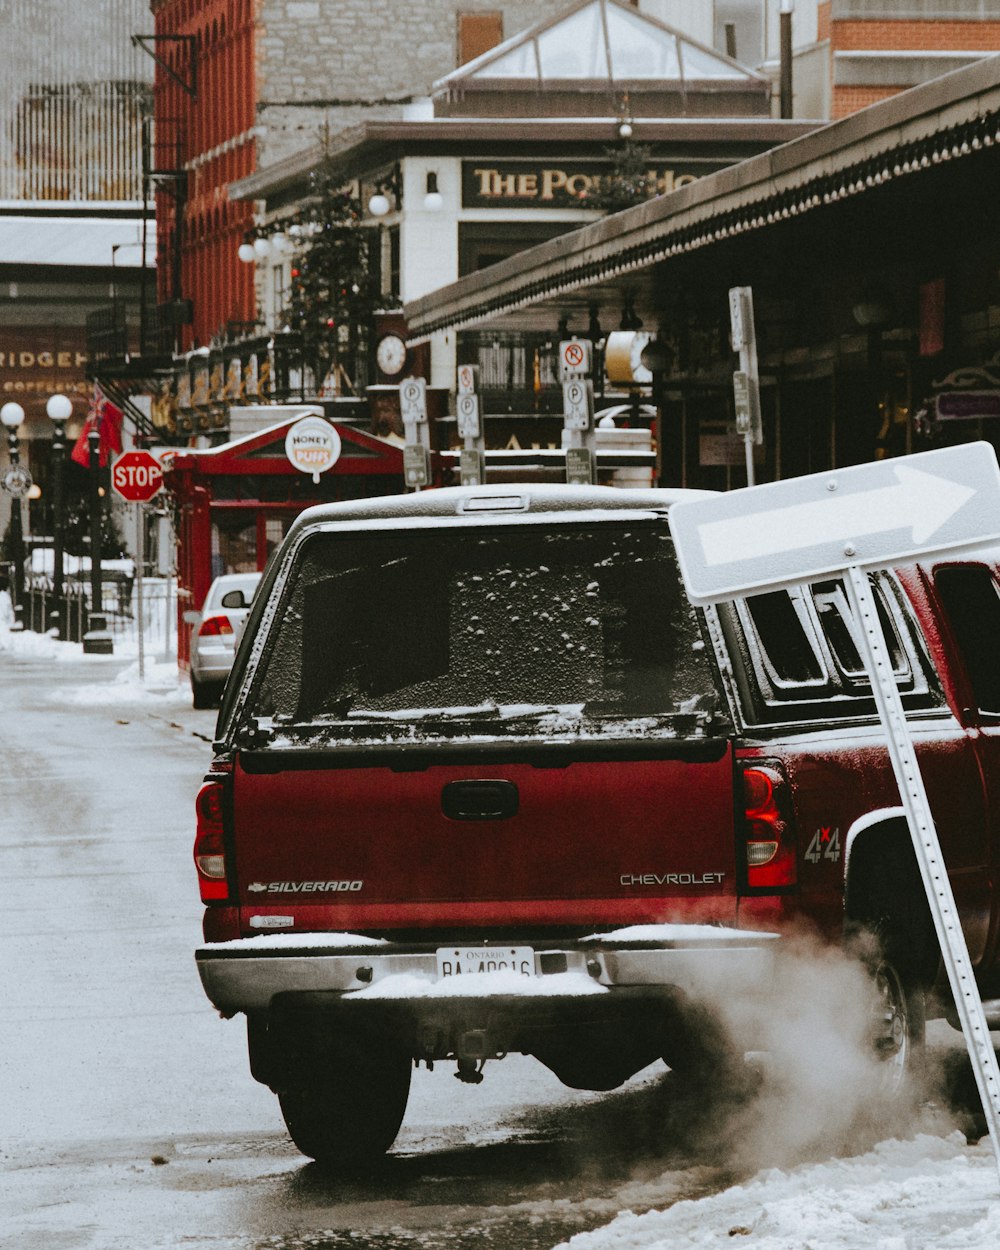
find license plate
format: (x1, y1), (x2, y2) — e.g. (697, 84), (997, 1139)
(436, 946), (535, 978)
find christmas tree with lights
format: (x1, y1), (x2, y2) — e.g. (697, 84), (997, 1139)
(283, 163), (388, 394)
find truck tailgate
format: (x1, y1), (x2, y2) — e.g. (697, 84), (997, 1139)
(232, 747), (738, 931)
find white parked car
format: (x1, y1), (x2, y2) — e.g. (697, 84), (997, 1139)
(184, 572), (261, 708)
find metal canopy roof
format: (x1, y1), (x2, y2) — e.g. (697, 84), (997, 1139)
(404, 55), (1000, 339)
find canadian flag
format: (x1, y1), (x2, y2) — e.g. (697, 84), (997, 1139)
(71, 384), (124, 468)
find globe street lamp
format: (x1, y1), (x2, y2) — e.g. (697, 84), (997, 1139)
(1, 401), (28, 620)
(46, 392), (72, 636)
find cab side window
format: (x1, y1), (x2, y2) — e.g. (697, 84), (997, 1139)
(933, 564), (1000, 716)
(727, 572), (936, 724)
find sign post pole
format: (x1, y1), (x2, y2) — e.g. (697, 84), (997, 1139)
(728, 286), (763, 486)
(111, 450), (165, 679)
(135, 503), (145, 682)
(843, 562), (1000, 1171)
(456, 365), (485, 486)
(560, 339), (596, 485)
(399, 378), (431, 490)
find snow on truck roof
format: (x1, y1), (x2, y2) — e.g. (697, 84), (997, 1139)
(283, 483), (716, 535)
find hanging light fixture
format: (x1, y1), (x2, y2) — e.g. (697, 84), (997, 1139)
(237, 241), (256, 263)
(368, 189), (391, 216)
(617, 90), (633, 139)
(253, 236), (272, 259)
(423, 171), (444, 211)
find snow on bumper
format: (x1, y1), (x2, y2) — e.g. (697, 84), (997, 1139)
(195, 925), (778, 1017)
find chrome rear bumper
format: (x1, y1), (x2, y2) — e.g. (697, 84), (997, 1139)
(196, 928), (778, 1017)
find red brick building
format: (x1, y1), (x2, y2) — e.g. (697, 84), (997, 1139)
(149, 0), (257, 350)
(148, 0), (545, 356)
(822, 0), (1000, 120)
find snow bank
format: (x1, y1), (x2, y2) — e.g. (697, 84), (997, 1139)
(1, 627), (190, 703)
(580, 924), (779, 945)
(56, 655), (189, 706)
(0, 627), (68, 659)
(554, 1133), (1000, 1250)
(207, 931), (388, 951)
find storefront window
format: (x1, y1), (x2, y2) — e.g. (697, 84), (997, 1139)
(265, 516), (290, 562)
(211, 511), (257, 579)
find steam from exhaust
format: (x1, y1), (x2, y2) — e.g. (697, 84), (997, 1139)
(680, 931), (940, 1171)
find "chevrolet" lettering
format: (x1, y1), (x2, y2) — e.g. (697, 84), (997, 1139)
(620, 872), (726, 886)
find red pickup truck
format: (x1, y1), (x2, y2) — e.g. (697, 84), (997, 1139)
(193, 483), (1000, 1165)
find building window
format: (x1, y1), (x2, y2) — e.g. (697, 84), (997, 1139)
(458, 221), (582, 277)
(457, 11), (503, 65)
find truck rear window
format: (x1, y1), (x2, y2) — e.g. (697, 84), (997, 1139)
(239, 522), (728, 744)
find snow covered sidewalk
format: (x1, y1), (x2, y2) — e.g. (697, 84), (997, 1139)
(556, 1132), (999, 1250)
(0, 625), (191, 706)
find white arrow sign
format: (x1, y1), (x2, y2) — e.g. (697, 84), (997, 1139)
(699, 464), (975, 568)
(669, 442), (1000, 604)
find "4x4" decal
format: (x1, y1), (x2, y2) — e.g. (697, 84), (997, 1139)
(804, 827), (841, 864)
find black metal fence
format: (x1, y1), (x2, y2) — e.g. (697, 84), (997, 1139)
(15, 576), (177, 651)
(18, 585), (90, 641)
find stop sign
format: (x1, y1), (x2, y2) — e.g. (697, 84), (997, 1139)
(111, 450), (164, 503)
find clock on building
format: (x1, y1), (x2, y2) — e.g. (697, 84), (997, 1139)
(375, 332), (407, 379)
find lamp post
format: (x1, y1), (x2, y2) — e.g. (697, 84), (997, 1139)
(1, 401), (28, 623)
(46, 392), (72, 636)
(82, 424), (113, 655)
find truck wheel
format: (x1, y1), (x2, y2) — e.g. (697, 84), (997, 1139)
(846, 838), (934, 1096)
(865, 947), (926, 1096)
(277, 1051), (412, 1167)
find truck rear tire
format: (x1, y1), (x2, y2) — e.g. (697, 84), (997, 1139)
(277, 1050), (412, 1167)
(865, 945), (926, 1096)
(846, 836), (934, 1095)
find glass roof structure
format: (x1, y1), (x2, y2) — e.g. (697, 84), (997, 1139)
(433, 0), (767, 91)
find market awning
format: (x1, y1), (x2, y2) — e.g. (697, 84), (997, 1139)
(405, 54), (1000, 340)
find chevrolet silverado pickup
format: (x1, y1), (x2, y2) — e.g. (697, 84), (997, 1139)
(193, 483), (1000, 1165)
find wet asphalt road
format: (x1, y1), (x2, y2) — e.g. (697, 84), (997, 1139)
(0, 648), (738, 1250)
(1, 646), (989, 1250)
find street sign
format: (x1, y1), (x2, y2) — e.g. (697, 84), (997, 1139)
(285, 415), (341, 483)
(728, 286), (753, 350)
(562, 378), (594, 430)
(456, 364), (479, 395)
(732, 370), (751, 432)
(668, 443), (1000, 605)
(559, 339), (592, 377)
(403, 443), (431, 488)
(456, 392), (481, 439)
(399, 377), (428, 424)
(459, 447), (485, 485)
(111, 450), (163, 503)
(565, 446), (595, 485)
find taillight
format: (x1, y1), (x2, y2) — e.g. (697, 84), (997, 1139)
(199, 614), (233, 637)
(741, 763), (798, 890)
(194, 780), (229, 901)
